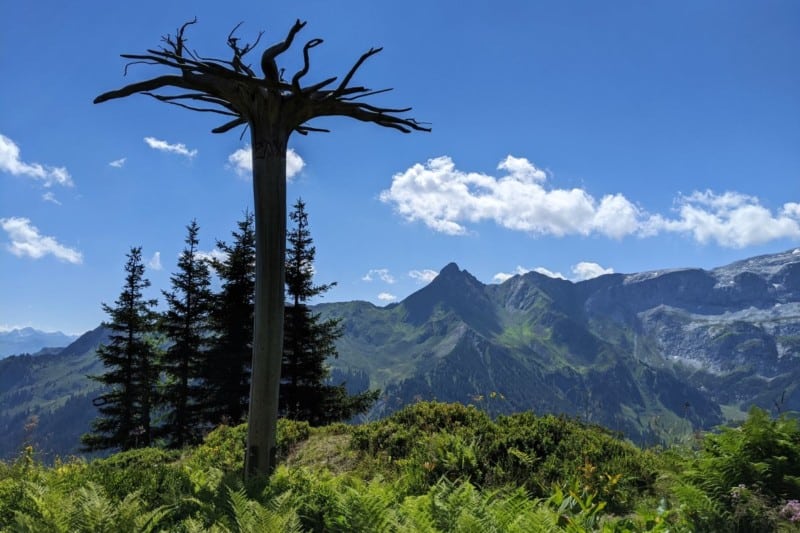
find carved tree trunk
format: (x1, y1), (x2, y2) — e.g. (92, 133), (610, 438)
(245, 128), (287, 477)
(93, 17), (429, 478)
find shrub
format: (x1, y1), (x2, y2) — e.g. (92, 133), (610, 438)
(674, 406), (800, 531)
(351, 402), (491, 460)
(84, 447), (191, 507)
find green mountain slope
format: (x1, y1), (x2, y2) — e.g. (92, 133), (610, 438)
(0, 326), (108, 459)
(2, 248), (799, 457)
(319, 265), (726, 444)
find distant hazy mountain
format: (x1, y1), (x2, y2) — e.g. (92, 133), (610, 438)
(0, 326), (109, 460)
(2, 248), (799, 459)
(0, 327), (79, 358)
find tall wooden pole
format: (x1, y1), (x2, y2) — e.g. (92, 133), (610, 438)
(93, 18), (429, 477)
(246, 131), (287, 476)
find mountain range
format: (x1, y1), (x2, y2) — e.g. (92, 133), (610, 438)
(0, 328), (78, 359)
(2, 248), (799, 459)
(319, 248), (800, 442)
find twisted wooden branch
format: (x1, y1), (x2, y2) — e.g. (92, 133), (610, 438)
(291, 38), (323, 94)
(260, 19), (306, 82)
(95, 18), (430, 136)
(227, 22), (262, 76)
(335, 47), (382, 96)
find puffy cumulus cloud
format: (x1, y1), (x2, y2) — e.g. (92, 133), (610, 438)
(362, 268), (396, 284)
(227, 147), (250, 176)
(377, 292), (397, 302)
(591, 194), (643, 239)
(144, 137), (198, 158)
(0, 133), (73, 187)
(109, 157), (126, 168)
(228, 146), (305, 180)
(783, 203), (800, 219)
(381, 156), (800, 249)
(571, 262), (614, 281)
(650, 191), (800, 248)
(148, 251), (162, 271)
(497, 155), (547, 182)
(286, 149), (305, 179)
(409, 269), (438, 284)
(0, 217), (82, 264)
(380, 155), (643, 238)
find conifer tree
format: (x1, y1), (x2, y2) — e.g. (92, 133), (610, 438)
(159, 220), (213, 447)
(83, 247), (158, 451)
(203, 212), (256, 425)
(281, 199), (378, 424)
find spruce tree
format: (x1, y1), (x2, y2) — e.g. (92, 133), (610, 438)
(281, 199), (378, 425)
(83, 247), (158, 451)
(203, 212), (256, 425)
(159, 220), (213, 447)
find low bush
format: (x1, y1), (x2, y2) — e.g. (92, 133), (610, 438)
(0, 403), (798, 531)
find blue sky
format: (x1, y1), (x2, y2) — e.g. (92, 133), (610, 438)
(1, 1), (799, 335)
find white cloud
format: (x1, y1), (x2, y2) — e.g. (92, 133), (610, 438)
(381, 156), (800, 249)
(571, 262), (614, 281)
(409, 269), (438, 284)
(227, 147), (251, 176)
(492, 265), (532, 283)
(533, 267), (566, 279)
(109, 157), (126, 168)
(0, 217), (82, 264)
(42, 192), (61, 205)
(144, 137), (197, 158)
(362, 268), (396, 284)
(649, 190), (800, 248)
(377, 292), (397, 302)
(0, 133), (73, 187)
(380, 155), (642, 238)
(493, 265), (569, 283)
(591, 194), (643, 239)
(493, 263), (611, 283)
(286, 149), (305, 179)
(195, 248), (228, 263)
(148, 251), (162, 271)
(227, 146), (305, 180)
(783, 202), (800, 219)
(497, 155), (547, 182)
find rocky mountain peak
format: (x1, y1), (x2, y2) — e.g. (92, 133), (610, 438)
(438, 262), (462, 277)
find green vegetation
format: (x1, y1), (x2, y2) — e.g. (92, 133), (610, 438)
(281, 199), (379, 424)
(160, 220), (215, 448)
(82, 247), (159, 451)
(202, 211), (256, 427)
(2, 402), (799, 531)
(78, 206), (376, 456)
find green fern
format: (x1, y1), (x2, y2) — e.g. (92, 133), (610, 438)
(10, 480), (173, 533)
(671, 481), (729, 531)
(325, 478), (397, 533)
(11, 480), (71, 533)
(220, 487), (302, 533)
